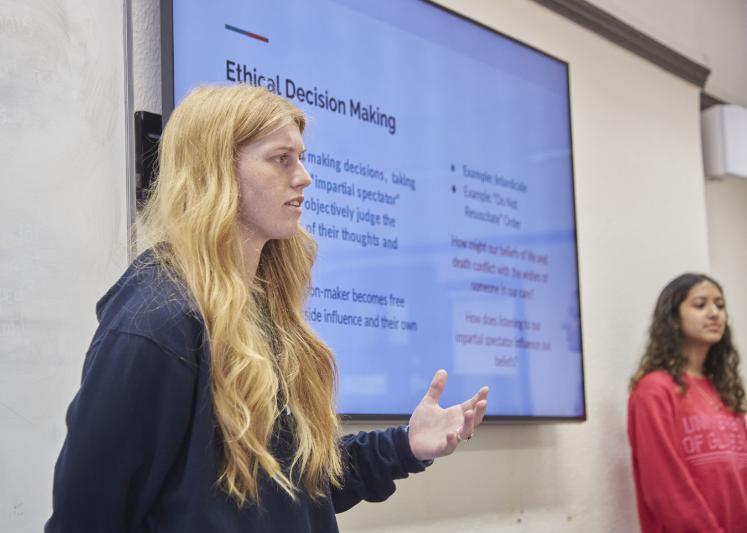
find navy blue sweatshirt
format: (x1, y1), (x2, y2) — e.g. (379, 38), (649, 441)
(46, 252), (428, 533)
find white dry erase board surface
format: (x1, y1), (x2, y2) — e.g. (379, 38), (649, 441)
(0, 1), (129, 531)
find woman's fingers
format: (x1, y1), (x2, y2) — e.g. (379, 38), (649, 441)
(459, 409), (476, 441)
(446, 430), (459, 453)
(474, 399), (488, 426)
(423, 369), (448, 404)
(461, 386), (490, 412)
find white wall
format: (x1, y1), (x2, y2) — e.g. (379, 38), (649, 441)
(132, 0), (160, 114)
(586, 0), (747, 364)
(0, 1), (128, 531)
(705, 178), (747, 357)
(587, 0), (747, 107)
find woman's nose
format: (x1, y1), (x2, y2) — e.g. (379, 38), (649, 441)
(294, 163), (312, 189)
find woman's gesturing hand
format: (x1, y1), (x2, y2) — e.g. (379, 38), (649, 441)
(407, 369), (489, 461)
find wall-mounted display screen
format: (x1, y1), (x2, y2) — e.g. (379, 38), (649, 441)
(164, 0), (585, 420)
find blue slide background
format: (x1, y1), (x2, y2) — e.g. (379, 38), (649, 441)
(172, 0), (584, 418)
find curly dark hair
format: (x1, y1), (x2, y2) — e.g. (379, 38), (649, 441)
(630, 273), (746, 413)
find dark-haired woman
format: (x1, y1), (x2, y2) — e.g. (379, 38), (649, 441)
(628, 273), (747, 533)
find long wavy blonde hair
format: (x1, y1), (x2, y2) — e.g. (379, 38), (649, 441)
(138, 85), (343, 505)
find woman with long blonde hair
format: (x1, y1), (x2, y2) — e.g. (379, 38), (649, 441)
(628, 273), (747, 533)
(46, 85), (489, 533)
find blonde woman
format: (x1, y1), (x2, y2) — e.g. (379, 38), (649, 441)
(46, 85), (489, 533)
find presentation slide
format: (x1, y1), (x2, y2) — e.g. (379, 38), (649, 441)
(170, 0), (584, 419)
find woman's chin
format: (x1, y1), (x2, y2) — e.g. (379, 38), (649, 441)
(273, 226), (301, 241)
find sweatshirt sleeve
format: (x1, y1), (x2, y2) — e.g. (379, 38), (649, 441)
(46, 329), (197, 533)
(628, 384), (724, 533)
(331, 425), (429, 513)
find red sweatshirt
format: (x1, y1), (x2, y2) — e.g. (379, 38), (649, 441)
(628, 371), (747, 533)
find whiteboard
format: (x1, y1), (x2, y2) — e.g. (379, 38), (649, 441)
(0, 1), (130, 530)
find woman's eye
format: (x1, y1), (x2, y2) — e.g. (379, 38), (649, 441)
(276, 154), (289, 165)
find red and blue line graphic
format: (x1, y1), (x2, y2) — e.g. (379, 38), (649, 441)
(225, 23), (269, 43)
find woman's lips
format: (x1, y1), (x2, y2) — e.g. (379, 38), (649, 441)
(284, 197), (303, 215)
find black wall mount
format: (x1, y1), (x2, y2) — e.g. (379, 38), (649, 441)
(134, 111), (162, 209)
